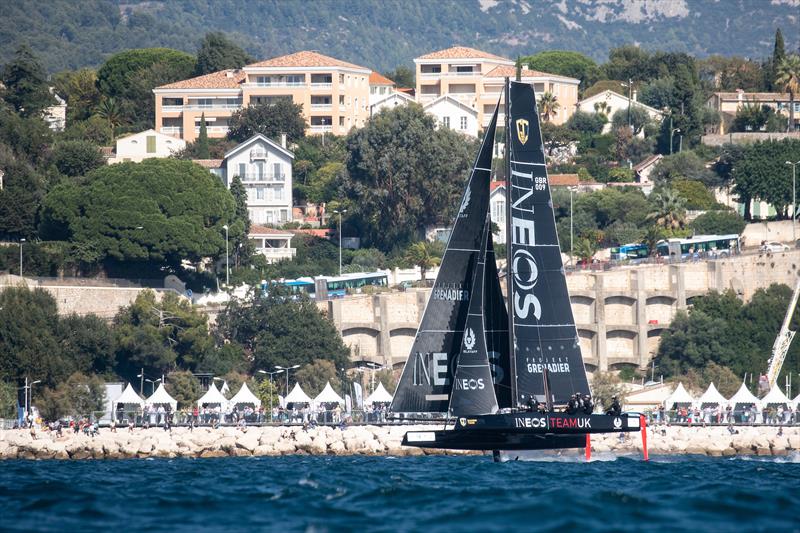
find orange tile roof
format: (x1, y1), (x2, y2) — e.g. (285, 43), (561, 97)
(484, 65), (574, 81)
(417, 46), (508, 61)
(713, 91), (791, 101)
(369, 71), (395, 85)
(549, 174), (580, 186)
(192, 159), (223, 169)
(247, 50), (368, 70)
(156, 69), (245, 90)
(250, 225), (295, 236)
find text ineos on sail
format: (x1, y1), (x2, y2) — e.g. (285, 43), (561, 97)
(510, 168), (543, 320)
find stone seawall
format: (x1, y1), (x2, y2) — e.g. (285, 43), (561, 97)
(1, 425), (799, 460)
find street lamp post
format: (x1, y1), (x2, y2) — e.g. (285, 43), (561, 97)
(222, 224), (229, 287)
(787, 161), (800, 243)
(670, 127), (681, 155)
(19, 238), (25, 277)
(333, 209), (347, 276)
(569, 186), (575, 267)
(257, 369), (284, 422)
(22, 378), (42, 422)
(275, 364), (300, 397)
(621, 78), (632, 129)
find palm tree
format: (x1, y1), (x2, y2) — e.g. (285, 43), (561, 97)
(593, 101), (611, 118)
(573, 238), (597, 264)
(404, 242), (440, 285)
(537, 92), (560, 122)
(647, 188), (687, 230)
(776, 54), (800, 132)
(94, 97), (124, 133)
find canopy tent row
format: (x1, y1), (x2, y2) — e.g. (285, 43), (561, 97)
(145, 383), (178, 410)
(696, 382), (728, 408)
(284, 383), (312, 405)
(197, 383), (229, 408)
(113, 383), (145, 411)
(663, 383), (695, 409)
(365, 382), (393, 405)
(728, 381), (761, 409)
(314, 382), (345, 405)
(229, 383), (261, 408)
(761, 383), (791, 407)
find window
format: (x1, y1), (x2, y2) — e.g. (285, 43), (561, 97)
(238, 163), (246, 178)
(196, 98), (213, 108)
(265, 211), (274, 224)
(442, 116), (450, 128)
(280, 209), (288, 222)
(273, 163), (282, 180)
(146, 135), (156, 153)
(339, 116), (345, 126)
(256, 188), (264, 200)
(492, 199), (505, 223)
(460, 116), (467, 130)
(275, 187), (283, 200)
(287, 74), (304, 85)
(255, 161), (265, 180)
(339, 95), (345, 105)
(339, 74), (345, 84)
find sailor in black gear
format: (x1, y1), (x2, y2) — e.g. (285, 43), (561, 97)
(566, 394), (578, 415)
(606, 395), (622, 416)
(575, 393), (584, 412)
(526, 395), (536, 412)
(582, 394), (594, 414)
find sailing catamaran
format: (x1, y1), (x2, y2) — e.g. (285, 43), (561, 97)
(390, 79), (646, 459)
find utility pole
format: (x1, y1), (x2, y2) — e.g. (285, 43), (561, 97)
(333, 209), (347, 276)
(787, 161), (800, 243)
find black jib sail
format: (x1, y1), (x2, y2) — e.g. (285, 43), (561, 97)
(449, 215), (499, 416)
(505, 80), (590, 405)
(390, 105), (499, 414)
(484, 229), (512, 409)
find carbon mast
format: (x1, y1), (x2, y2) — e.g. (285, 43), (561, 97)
(504, 77), (519, 409)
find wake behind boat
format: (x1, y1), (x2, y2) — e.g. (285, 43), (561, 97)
(390, 78), (646, 461)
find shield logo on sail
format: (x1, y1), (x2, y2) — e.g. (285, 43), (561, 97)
(516, 119), (529, 145)
(464, 327), (476, 350)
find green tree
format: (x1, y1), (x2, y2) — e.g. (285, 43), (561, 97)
(227, 101), (306, 143)
(383, 65), (414, 87)
(590, 372), (626, 411)
(0, 381), (16, 419)
(541, 122), (579, 156)
(94, 97), (124, 133)
(52, 68), (101, 122)
(689, 210), (747, 235)
(672, 179), (717, 210)
(522, 50), (598, 90)
(610, 106), (652, 135)
(40, 159), (238, 269)
(166, 370), (201, 408)
(40, 372), (106, 420)
(404, 241), (440, 283)
(537, 92), (559, 122)
(114, 291), (216, 379)
(215, 287), (350, 376)
(0, 142), (44, 240)
(647, 188), (687, 230)
(51, 140), (105, 178)
(651, 151), (718, 187)
(732, 139), (800, 220)
(565, 110), (607, 135)
(55, 313), (116, 378)
(573, 237), (597, 263)
(582, 80), (626, 99)
(767, 28), (786, 91)
(341, 104), (475, 250)
(1, 44), (54, 117)
(295, 359), (341, 396)
(194, 32), (252, 76)
(732, 102), (783, 133)
(228, 175), (252, 267)
(196, 113), (210, 159)
(775, 55), (800, 132)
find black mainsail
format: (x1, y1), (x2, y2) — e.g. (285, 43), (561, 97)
(484, 229), (512, 409)
(449, 215), (499, 416)
(390, 105), (499, 413)
(505, 80), (590, 405)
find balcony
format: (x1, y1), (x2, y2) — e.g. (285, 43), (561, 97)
(240, 172), (286, 182)
(310, 83), (333, 90)
(446, 70), (479, 76)
(160, 126), (183, 135)
(185, 103), (242, 111)
(419, 72), (443, 79)
(309, 125), (333, 133)
(418, 93), (440, 101)
(161, 105), (184, 112)
(194, 126), (229, 135)
(257, 247), (297, 264)
(311, 103), (332, 110)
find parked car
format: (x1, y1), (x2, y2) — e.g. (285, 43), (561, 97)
(760, 241), (789, 253)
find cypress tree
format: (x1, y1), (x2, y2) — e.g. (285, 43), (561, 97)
(197, 112), (210, 159)
(767, 28), (786, 90)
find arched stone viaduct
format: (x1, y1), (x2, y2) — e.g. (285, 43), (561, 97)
(325, 251), (800, 372)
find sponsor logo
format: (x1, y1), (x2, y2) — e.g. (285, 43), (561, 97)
(516, 118), (529, 145)
(432, 284), (469, 301)
(548, 416), (592, 429)
(406, 432), (436, 443)
(455, 378), (485, 391)
(514, 416), (547, 428)
(509, 168), (542, 321)
(525, 362), (571, 374)
(458, 186), (471, 217)
(411, 352), (450, 386)
(463, 327), (476, 350)
(459, 417), (466, 427)
(613, 417), (622, 429)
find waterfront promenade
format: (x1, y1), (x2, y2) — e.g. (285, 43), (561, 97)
(2, 424), (799, 460)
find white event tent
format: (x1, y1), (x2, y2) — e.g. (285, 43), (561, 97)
(284, 383), (312, 405)
(114, 383), (145, 411)
(728, 382), (760, 409)
(314, 382), (345, 405)
(145, 383), (178, 410)
(365, 383), (393, 405)
(793, 393), (800, 408)
(696, 382), (728, 408)
(663, 382), (695, 409)
(761, 383), (791, 407)
(197, 383), (229, 408)
(229, 383), (261, 408)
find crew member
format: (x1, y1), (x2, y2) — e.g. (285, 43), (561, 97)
(583, 394), (594, 415)
(526, 395), (536, 412)
(606, 395), (622, 416)
(566, 394), (578, 415)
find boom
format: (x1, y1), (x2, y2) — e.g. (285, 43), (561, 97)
(766, 276), (800, 388)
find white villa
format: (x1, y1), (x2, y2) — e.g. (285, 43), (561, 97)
(107, 129), (187, 164)
(422, 95), (479, 137)
(576, 89), (664, 134)
(369, 91), (415, 117)
(248, 225), (296, 263)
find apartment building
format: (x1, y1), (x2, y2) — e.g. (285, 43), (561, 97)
(706, 90), (800, 134)
(414, 46), (580, 128)
(153, 51), (372, 142)
(368, 72), (396, 106)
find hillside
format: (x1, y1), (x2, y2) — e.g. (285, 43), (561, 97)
(1, 0), (798, 73)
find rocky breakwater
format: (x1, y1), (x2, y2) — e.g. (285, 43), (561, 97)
(1, 425), (799, 460)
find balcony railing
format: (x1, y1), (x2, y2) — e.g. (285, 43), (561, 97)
(161, 105), (184, 112)
(446, 71), (479, 76)
(418, 93), (440, 101)
(194, 126), (229, 134)
(419, 72), (443, 78)
(160, 126), (183, 134)
(185, 103), (242, 110)
(244, 81), (306, 88)
(310, 103), (333, 109)
(309, 125), (333, 133)
(310, 83), (333, 89)
(240, 172), (286, 182)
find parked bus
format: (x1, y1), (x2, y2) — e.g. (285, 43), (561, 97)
(610, 243), (650, 261)
(273, 272), (389, 299)
(656, 234), (741, 259)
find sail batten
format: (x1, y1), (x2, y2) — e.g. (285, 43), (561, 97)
(390, 104), (500, 414)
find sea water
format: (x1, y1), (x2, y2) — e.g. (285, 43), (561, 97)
(1, 455), (798, 532)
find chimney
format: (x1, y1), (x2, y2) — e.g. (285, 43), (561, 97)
(280, 133), (287, 149)
(632, 89), (638, 102)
